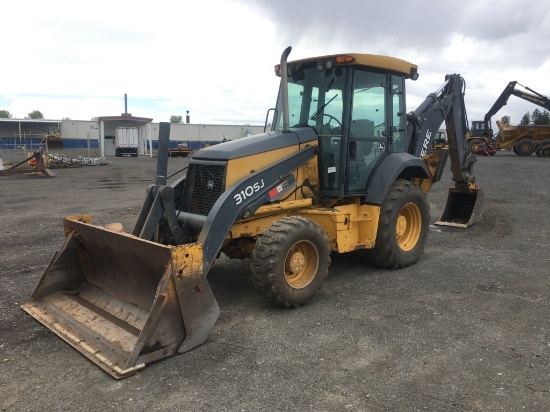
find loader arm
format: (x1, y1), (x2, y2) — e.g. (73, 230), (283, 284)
(132, 121), (318, 273)
(197, 145), (317, 274)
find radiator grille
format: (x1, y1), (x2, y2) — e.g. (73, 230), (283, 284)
(189, 164), (226, 215)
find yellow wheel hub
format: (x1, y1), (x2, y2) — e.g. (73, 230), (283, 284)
(284, 240), (319, 289)
(395, 202), (422, 252)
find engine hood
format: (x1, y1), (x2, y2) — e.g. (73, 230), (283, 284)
(192, 128), (318, 161)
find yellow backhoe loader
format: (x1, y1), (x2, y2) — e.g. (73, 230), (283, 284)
(21, 47), (484, 378)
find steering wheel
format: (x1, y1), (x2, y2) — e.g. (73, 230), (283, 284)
(322, 113), (342, 129)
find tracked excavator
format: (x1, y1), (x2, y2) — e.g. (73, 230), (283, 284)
(21, 47), (484, 378)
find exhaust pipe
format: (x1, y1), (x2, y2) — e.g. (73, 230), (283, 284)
(280, 46), (292, 132)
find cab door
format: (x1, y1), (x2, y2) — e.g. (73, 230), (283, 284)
(345, 70), (405, 194)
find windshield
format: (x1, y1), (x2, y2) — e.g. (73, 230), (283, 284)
(274, 65), (346, 136)
(272, 63), (406, 195)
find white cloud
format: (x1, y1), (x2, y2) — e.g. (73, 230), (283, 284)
(2, 0), (550, 126)
(2, 0), (281, 123)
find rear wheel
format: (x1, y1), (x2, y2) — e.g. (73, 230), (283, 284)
(538, 140), (550, 157)
(368, 180), (430, 269)
(515, 139), (536, 156)
(251, 216), (330, 307)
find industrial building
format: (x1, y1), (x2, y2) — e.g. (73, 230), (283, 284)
(0, 116), (265, 157)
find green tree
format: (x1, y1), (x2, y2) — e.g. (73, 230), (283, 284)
(28, 110), (44, 119)
(531, 108), (550, 125)
(170, 115), (183, 123)
(539, 110), (550, 125)
(500, 115), (510, 125)
(0, 109), (12, 118)
(519, 112), (530, 125)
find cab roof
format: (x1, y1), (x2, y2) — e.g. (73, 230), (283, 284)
(289, 53), (418, 79)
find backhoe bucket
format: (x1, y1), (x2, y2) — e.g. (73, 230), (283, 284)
(435, 187), (485, 228)
(21, 217), (219, 379)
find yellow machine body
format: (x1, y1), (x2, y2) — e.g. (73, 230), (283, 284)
(21, 50), (483, 378)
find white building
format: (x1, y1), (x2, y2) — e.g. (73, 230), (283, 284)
(1, 117), (265, 156)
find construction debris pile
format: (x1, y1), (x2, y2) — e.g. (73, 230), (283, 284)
(45, 153), (110, 168)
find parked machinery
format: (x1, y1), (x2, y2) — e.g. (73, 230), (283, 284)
(22, 48), (484, 378)
(469, 81), (550, 155)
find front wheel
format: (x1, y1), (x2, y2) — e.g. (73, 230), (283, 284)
(368, 180), (430, 269)
(251, 216), (330, 308)
(468, 139), (483, 154)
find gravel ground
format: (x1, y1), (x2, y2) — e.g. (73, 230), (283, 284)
(0, 151), (549, 412)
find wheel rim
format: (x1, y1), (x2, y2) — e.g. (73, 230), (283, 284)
(284, 240), (319, 289)
(521, 143), (531, 152)
(472, 142), (480, 152)
(395, 202), (422, 252)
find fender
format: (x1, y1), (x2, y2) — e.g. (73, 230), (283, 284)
(364, 152), (429, 205)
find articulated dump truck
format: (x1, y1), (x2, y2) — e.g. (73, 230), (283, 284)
(468, 80), (550, 157)
(22, 47), (484, 378)
(495, 120), (550, 157)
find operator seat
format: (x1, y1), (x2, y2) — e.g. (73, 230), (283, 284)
(348, 119), (377, 191)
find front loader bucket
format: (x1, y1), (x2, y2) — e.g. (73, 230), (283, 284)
(21, 217), (219, 379)
(435, 187), (485, 228)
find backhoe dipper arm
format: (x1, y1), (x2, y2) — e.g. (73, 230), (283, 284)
(407, 74), (477, 189)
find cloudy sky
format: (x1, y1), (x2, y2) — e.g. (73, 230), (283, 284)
(2, 0), (550, 126)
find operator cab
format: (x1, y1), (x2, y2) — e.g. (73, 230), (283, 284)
(470, 120), (492, 138)
(272, 54), (412, 198)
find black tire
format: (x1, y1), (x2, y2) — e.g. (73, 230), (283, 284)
(368, 180), (430, 269)
(468, 139), (483, 154)
(537, 140), (550, 157)
(251, 216), (330, 308)
(515, 139), (536, 156)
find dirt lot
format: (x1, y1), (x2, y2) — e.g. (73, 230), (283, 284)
(1, 151), (549, 411)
